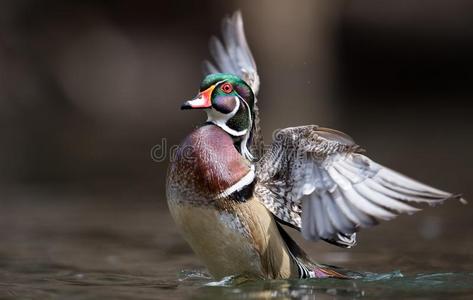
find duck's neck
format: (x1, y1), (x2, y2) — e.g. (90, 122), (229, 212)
(233, 132), (253, 162)
(206, 99), (254, 161)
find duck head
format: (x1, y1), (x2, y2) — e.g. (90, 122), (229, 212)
(181, 73), (255, 160)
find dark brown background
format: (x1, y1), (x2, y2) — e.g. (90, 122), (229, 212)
(1, 1), (473, 298)
(1, 0), (472, 196)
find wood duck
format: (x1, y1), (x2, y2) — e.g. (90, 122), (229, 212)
(166, 12), (465, 280)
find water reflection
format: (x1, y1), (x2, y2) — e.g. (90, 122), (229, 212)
(190, 271), (473, 300)
(1, 195), (472, 299)
(4, 265), (473, 300)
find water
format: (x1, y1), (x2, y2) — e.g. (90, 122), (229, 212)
(1, 189), (472, 299)
(188, 271), (473, 299)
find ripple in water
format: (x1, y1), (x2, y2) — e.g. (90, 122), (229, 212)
(179, 269), (473, 299)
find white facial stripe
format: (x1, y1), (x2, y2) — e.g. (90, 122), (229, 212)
(216, 165), (255, 199)
(235, 94), (254, 160)
(240, 130), (254, 160)
(205, 96), (248, 137)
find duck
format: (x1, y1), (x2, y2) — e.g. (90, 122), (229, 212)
(166, 11), (465, 280)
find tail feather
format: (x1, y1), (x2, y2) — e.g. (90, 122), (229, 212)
(275, 222), (352, 279)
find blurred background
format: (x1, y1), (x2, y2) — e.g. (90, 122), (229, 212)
(0, 0), (471, 193)
(1, 0), (472, 298)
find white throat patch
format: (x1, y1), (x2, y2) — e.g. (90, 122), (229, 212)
(206, 95), (254, 161)
(205, 96), (247, 137)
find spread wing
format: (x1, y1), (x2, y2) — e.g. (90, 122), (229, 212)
(255, 125), (463, 248)
(203, 11), (260, 95)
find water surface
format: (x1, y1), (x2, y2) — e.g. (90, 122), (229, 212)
(1, 189), (472, 299)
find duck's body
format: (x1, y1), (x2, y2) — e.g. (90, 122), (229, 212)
(166, 12), (464, 280)
(167, 125), (300, 279)
(168, 195), (296, 279)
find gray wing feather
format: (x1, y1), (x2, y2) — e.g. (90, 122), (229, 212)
(255, 125), (463, 248)
(203, 11), (260, 95)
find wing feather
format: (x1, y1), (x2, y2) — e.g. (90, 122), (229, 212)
(203, 11), (260, 95)
(323, 192), (354, 233)
(255, 125), (463, 247)
(202, 60), (219, 74)
(354, 183), (420, 214)
(314, 194), (329, 237)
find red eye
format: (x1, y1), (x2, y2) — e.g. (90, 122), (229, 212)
(221, 82), (233, 94)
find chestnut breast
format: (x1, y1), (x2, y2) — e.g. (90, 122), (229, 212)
(167, 124), (250, 205)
